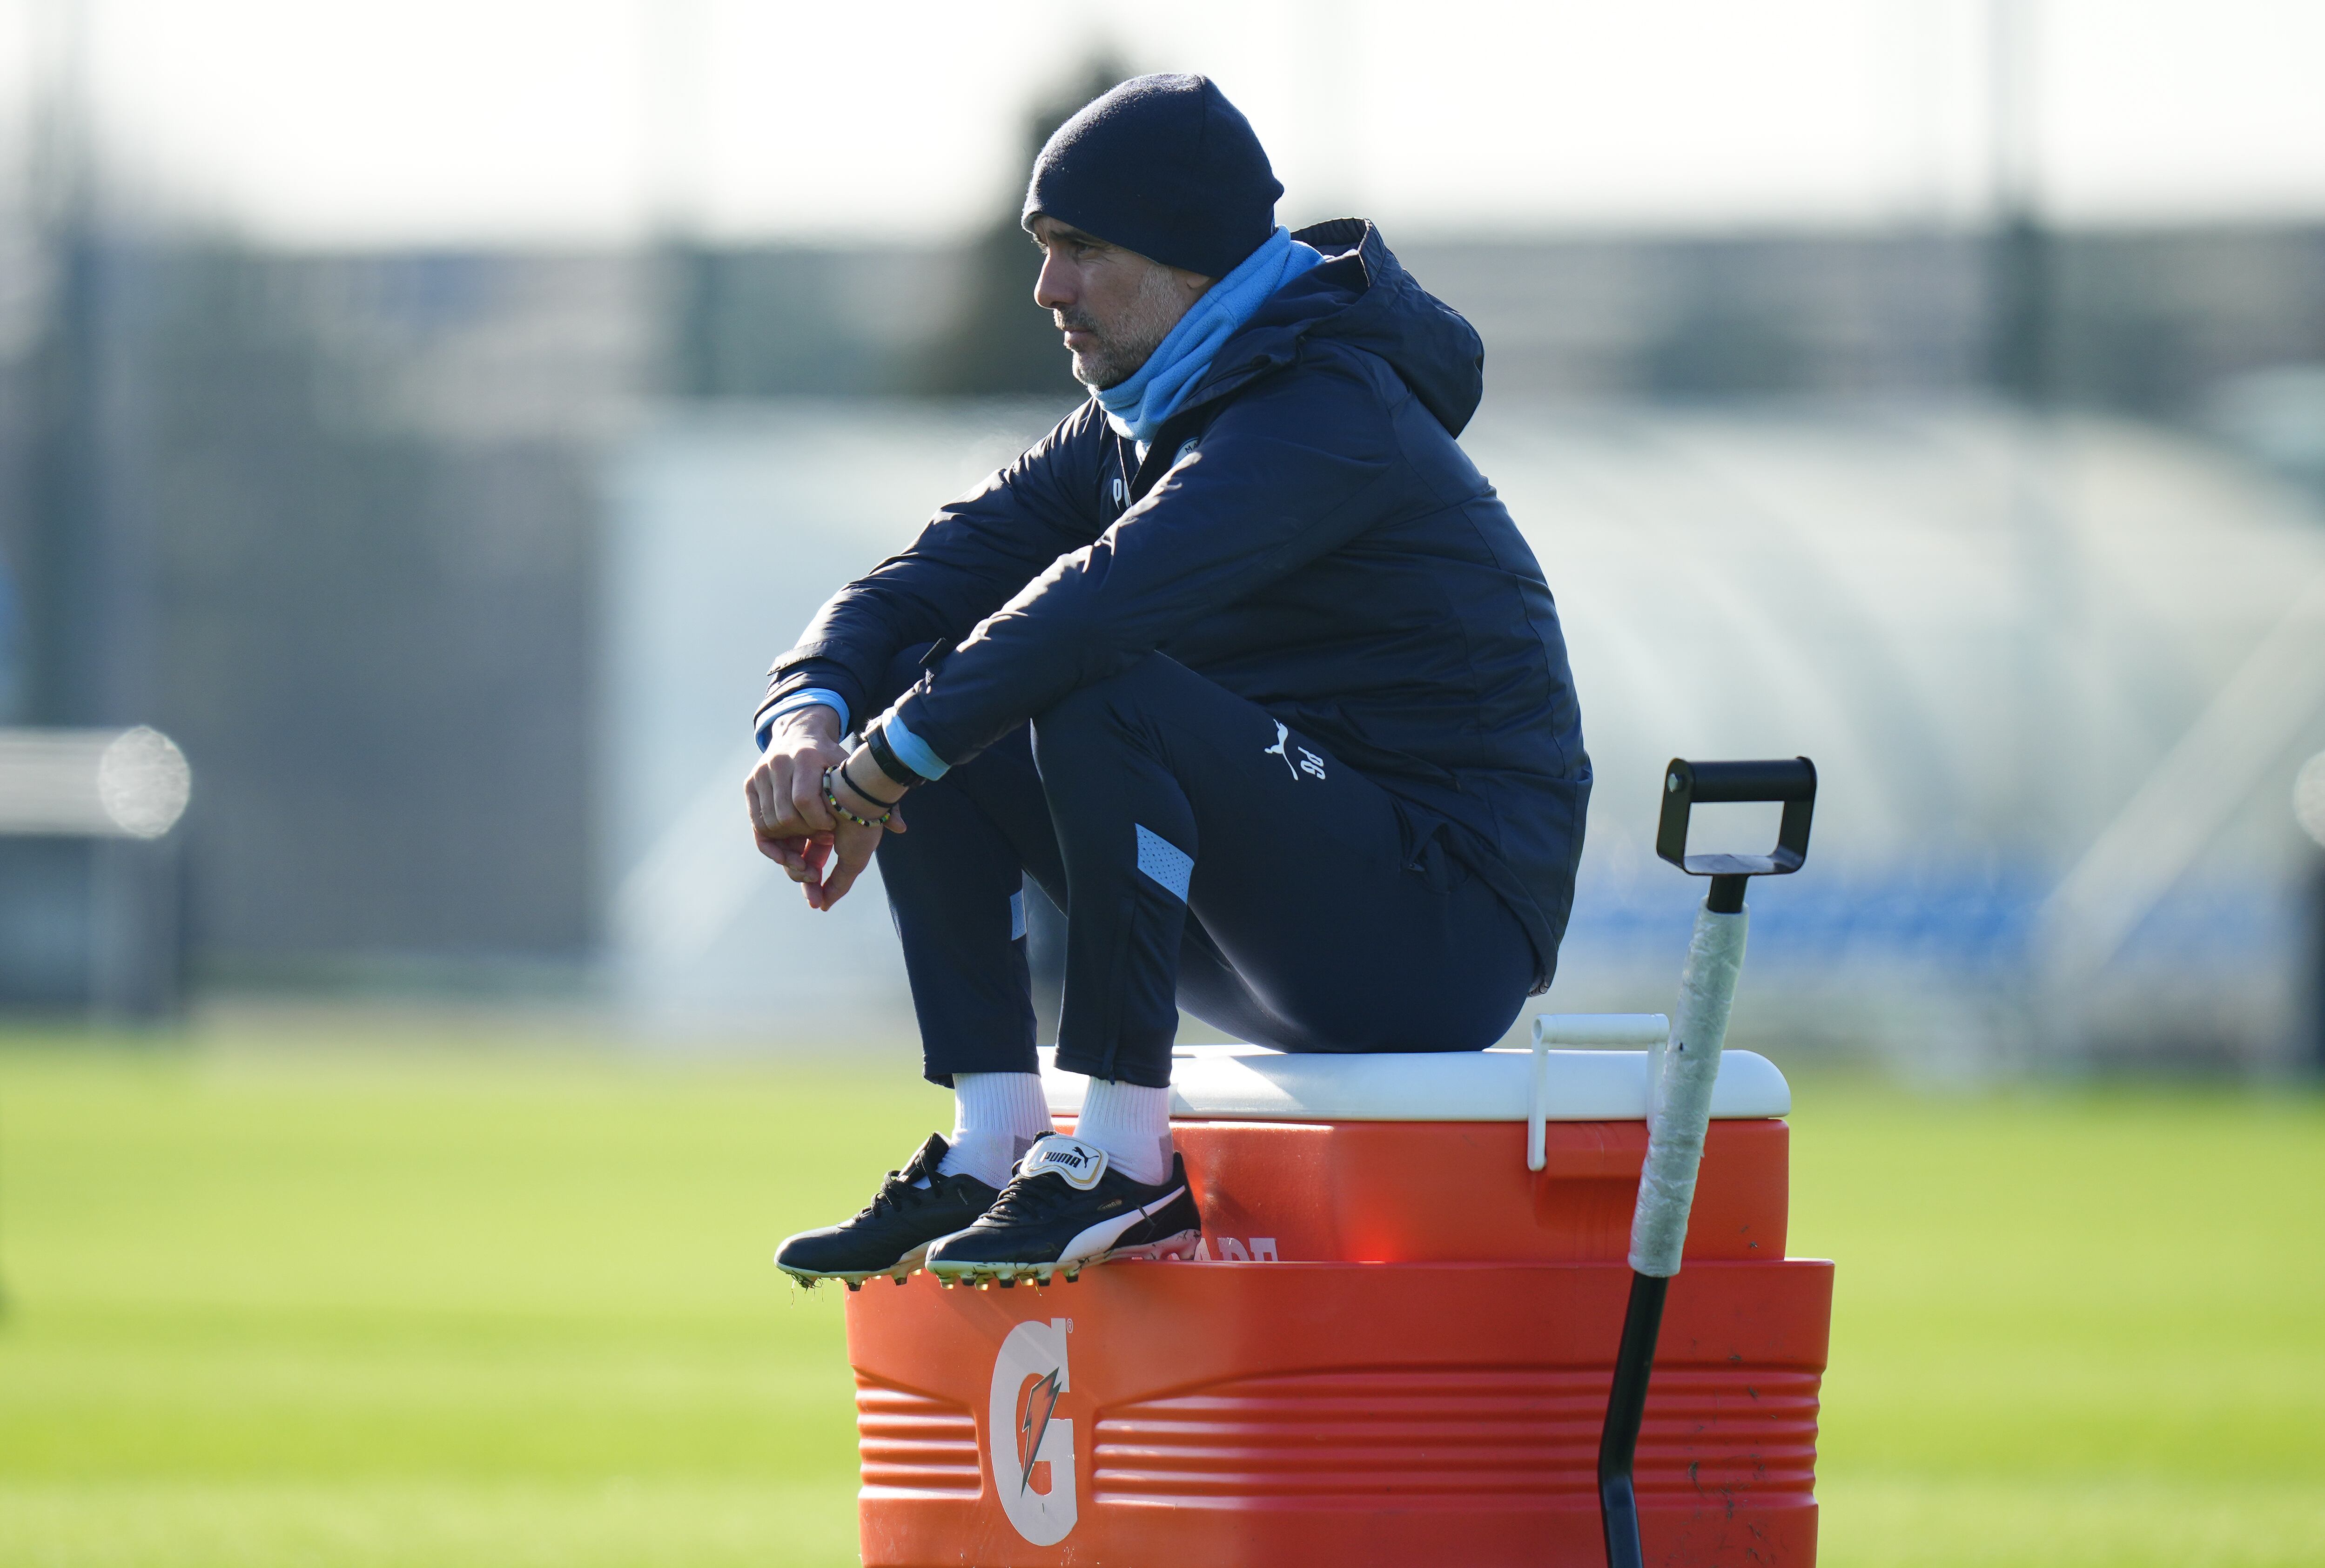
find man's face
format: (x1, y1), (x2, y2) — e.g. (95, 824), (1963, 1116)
(1030, 216), (1212, 391)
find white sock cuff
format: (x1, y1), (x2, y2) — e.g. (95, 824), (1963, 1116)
(936, 1071), (1054, 1189)
(1074, 1077), (1173, 1186)
(954, 1070), (1052, 1137)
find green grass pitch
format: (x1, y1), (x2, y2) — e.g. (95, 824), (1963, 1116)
(0, 1028), (2319, 1566)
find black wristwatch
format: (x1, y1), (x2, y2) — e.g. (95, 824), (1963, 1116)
(863, 725), (930, 792)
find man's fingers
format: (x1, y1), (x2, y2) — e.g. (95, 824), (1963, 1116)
(791, 760), (837, 834)
(817, 861), (861, 907)
(756, 834), (812, 876)
(815, 827), (881, 908)
(789, 834), (831, 879)
(748, 758), (812, 839)
(882, 799), (907, 834)
(746, 767), (784, 835)
(798, 834), (838, 907)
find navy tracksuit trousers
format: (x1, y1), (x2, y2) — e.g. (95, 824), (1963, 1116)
(873, 650), (1538, 1089)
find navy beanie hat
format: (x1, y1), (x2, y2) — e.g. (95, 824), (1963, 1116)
(1021, 74), (1282, 279)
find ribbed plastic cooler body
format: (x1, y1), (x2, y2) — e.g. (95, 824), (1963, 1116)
(845, 1068), (1828, 1567)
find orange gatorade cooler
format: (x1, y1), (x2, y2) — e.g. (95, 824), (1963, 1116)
(842, 1029), (1831, 1567)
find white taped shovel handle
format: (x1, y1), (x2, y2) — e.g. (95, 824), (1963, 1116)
(1627, 903), (1748, 1277)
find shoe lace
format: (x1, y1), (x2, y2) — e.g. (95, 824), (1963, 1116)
(981, 1170), (1076, 1228)
(858, 1178), (901, 1221)
(857, 1163), (939, 1223)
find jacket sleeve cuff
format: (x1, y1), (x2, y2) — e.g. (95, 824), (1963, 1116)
(754, 686), (851, 750)
(880, 713), (951, 780)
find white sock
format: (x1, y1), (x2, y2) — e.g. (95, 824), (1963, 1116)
(934, 1072), (1052, 1190)
(1072, 1077), (1173, 1186)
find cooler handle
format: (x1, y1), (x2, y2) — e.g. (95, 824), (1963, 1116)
(1526, 1013), (1672, 1171)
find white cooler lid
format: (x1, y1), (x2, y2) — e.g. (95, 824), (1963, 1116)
(1037, 1042), (1790, 1123)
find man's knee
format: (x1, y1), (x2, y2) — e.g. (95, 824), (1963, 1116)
(1032, 655), (1179, 758)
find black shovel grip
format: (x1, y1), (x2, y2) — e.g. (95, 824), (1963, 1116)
(1673, 758), (1817, 804)
(1654, 757), (1818, 886)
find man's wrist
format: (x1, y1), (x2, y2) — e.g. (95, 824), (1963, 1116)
(839, 749), (905, 809)
(823, 761), (899, 830)
(769, 704), (843, 745)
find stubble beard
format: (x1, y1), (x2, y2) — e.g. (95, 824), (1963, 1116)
(1061, 267), (1191, 391)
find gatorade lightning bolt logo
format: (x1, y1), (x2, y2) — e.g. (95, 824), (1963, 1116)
(989, 1318), (1076, 1544)
(1018, 1369), (1063, 1494)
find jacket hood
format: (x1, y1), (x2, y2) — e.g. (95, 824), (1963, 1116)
(1185, 219), (1486, 437)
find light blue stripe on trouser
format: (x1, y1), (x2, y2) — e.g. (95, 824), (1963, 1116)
(1135, 824), (1193, 902)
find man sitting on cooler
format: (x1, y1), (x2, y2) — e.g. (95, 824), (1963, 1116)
(749, 74), (1589, 1286)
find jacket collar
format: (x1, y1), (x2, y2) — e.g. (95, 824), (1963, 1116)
(1123, 218), (1482, 499)
(1122, 221), (1376, 497)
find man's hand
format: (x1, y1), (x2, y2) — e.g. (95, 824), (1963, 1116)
(809, 761), (905, 910)
(745, 707), (905, 911)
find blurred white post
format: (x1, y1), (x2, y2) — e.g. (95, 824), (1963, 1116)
(2038, 573), (2325, 988)
(0, 727), (191, 1016)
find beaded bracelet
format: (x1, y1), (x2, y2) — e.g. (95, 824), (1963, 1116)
(822, 767), (891, 829)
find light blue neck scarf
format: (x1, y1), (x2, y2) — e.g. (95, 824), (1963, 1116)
(1096, 226), (1324, 450)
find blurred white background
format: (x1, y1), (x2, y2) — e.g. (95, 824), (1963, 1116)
(4, 0), (2323, 244)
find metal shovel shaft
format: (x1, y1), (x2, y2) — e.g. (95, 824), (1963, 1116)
(1599, 893), (1750, 1567)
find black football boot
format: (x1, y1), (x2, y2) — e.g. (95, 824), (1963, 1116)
(774, 1133), (1001, 1289)
(924, 1134), (1200, 1286)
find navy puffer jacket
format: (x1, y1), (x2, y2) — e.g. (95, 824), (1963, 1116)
(763, 219), (1591, 989)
